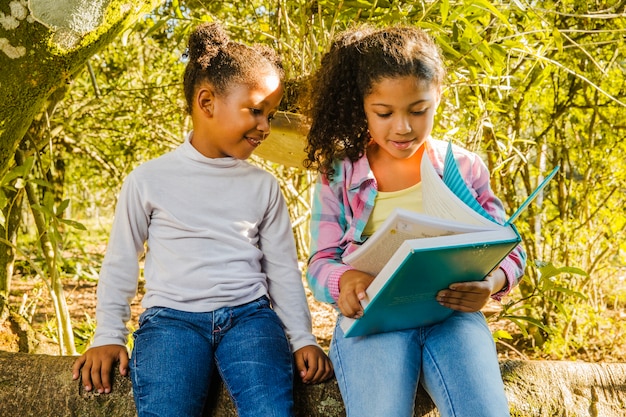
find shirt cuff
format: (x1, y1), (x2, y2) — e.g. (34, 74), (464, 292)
(328, 265), (354, 301)
(491, 263), (516, 301)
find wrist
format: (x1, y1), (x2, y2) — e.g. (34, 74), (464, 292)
(487, 268), (507, 295)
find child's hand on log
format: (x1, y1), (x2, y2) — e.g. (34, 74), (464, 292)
(294, 345), (334, 384)
(72, 344), (129, 394)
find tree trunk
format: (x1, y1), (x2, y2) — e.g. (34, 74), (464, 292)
(0, 351), (624, 417)
(0, 186), (23, 296)
(0, 0), (162, 180)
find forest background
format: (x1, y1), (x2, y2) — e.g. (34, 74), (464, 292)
(0, 0), (625, 363)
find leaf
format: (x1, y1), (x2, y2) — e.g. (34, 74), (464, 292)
(492, 329), (512, 341)
(434, 36), (463, 59)
(1, 156), (35, 187)
(468, 0), (512, 30)
(552, 27), (563, 54)
(535, 260), (588, 279)
(0, 189), (7, 210)
(440, 0), (449, 25)
(56, 199), (70, 215)
(546, 286), (587, 300)
(505, 315), (552, 334)
(511, 0), (526, 11)
(144, 17), (171, 39)
(58, 218), (87, 231)
(29, 178), (53, 189)
(31, 203), (52, 217)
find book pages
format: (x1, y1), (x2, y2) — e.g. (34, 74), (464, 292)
(421, 149), (499, 228)
(343, 209), (490, 276)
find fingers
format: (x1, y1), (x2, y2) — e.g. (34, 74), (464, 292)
(305, 353), (333, 384)
(71, 355), (86, 380)
(437, 282), (491, 312)
(118, 351), (130, 377)
(72, 345), (129, 394)
(338, 270), (373, 318)
(80, 357), (95, 392)
(295, 352), (313, 384)
(98, 358), (113, 393)
(294, 347), (334, 384)
(305, 357), (333, 384)
(338, 289), (364, 318)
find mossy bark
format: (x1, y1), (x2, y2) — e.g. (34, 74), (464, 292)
(0, 0), (163, 179)
(0, 351), (625, 417)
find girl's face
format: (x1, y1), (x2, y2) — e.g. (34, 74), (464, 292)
(192, 71), (283, 160)
(364, 75), (440, 160)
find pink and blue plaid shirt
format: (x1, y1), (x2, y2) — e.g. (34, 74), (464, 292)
(306, 137), (527, 307)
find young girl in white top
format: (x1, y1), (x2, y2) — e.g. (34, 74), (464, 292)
(73, 22), (332, 417)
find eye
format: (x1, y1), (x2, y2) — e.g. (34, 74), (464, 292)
(375, 113), (392, 118)
(250, 108), (263, 116)
(267, 113), (275, 122)
(411, 108), (428, 115)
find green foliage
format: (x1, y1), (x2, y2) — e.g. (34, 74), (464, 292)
(495, 259), (626, 360)
(3, 0), (625, 360)
(73, 313), (97, 354)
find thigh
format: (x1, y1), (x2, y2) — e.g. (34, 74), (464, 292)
(330, 315), (421, 417)
(131, 307), (214, 417)
(421, 311), (509, 417)
(216, 297), (294, 417)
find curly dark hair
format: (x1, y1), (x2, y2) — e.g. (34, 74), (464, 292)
(302, 25), (446, 179)
(183, 22), (285, 114)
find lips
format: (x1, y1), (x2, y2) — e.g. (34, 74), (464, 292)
(246, 136), (262, 147)
(390, 139), (415, 150)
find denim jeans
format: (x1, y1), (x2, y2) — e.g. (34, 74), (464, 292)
(130, 296), (294, 417)
(330, 311), (509, 417)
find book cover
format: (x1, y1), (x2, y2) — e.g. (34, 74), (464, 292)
(341, 227), (521, 338)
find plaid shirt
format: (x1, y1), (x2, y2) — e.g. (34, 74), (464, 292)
(306, 137), (527, 306)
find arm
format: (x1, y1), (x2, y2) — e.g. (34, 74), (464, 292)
(72, 175), (149, 393)
(258, 179), (333, 382)
(305, 174), (354, 306)
(306, 172), (377, 318)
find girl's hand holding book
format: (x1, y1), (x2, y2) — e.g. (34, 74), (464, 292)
(338, 270), (374, 319)
(436, 268), (507, 312)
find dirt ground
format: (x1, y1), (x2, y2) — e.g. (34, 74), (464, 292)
(7, 274), (626, 362)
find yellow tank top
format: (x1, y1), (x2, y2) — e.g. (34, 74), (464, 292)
(363, 182), (423, 237)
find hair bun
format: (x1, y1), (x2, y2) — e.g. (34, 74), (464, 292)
(187, 22), (230, 68)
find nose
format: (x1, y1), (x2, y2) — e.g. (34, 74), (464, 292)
(257, 116), (271, 136)
(395, 116), (412, 135)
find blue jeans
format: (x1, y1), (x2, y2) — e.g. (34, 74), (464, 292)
(331, 311), (509, 417)
(130, 297), (294, 417)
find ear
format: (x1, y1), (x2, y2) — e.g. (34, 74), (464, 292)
(196, 86), (215, 117)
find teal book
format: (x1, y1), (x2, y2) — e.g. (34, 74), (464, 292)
(341, 142), (559, 338)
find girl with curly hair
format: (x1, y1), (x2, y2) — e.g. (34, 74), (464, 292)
(303, 25), (525, 417)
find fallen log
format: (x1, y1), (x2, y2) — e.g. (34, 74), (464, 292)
(0, 351), (624, 417)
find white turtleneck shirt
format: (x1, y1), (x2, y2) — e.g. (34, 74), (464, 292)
(92, 133), (318, 352)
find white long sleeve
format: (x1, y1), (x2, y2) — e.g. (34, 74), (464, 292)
(92, 134), (318, 352)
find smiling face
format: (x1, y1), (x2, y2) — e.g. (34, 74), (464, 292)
(191, 70), (284, 160)
(364, 75), (440, 161)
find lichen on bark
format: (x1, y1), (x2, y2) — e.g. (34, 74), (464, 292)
(0, 0), (162, 180)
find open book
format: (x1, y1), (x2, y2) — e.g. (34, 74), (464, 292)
(340, 142), (559, 338)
